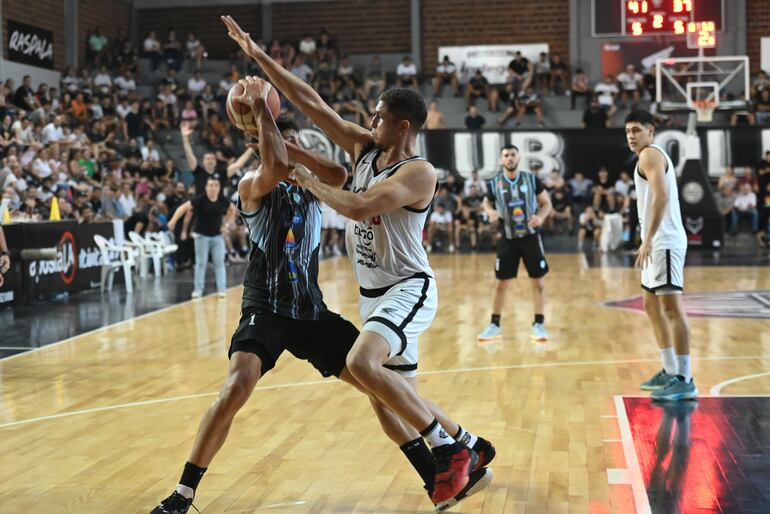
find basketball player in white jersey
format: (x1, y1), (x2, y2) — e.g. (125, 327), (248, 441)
(223, 15), (495, 507)
(625, 110), (698, 401)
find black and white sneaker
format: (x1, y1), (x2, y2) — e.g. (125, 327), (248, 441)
(150, 491), (198, 514)
(432, 466), (494, 512)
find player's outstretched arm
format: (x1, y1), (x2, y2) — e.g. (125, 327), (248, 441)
(285, 142), (347, 189)
(221, 15), (371, 157)
(292, 160), (436, 221)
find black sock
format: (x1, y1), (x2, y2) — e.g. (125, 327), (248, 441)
(534, 314), (544, 325)
(491, 314), (501, 327)
(400, 437), (435, 491)
(179, 461), (207, 494)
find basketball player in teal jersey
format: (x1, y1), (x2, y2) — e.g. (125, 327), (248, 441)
(625, 110), (697, 401)
(151, 77), (492, 513)
(477, 145), (553, 343)
(222, 15), (496, 506)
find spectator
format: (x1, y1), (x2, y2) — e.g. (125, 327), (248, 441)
(731, 182), (758, 234)
(316, 30), (337, 65)
(755, 88), (770, 125)
(617, 64), (642, 107)
(751, 70), (769, 98)
(444, 172), (464, 197)
(582, 97), (609, 129)
(88, 27), (108, 67)
(496, 82), (519, 125)
(100, 184), (124, 220)
(180, 121), (230, 194)
(61, 67), (79, 94)
(180, 100), (198, 128)
(464, 105), (486, 131)
(396, 56), (418, 89)
(299, 34), (316, 60)
(534, 52), (551, 95)
(123, 101), (149, 148)
(514, 86), (545, 127)
(425, 99), (447, 129)
(614, 170), (633, 198)
(571, 68), (591, 110)
(13, 75), (38, 112)
(335, 56), (358, 94)
(715, 185), (736, 232)
(433, 55), (460, 97)
(93, 66), (113, 95)
(158, 84), (179, 125)
(41, 115), (64, 148)
(464, 169), (488, 197)
(428, 202), (454, 253)
(114, 70), (136, 96)
(290, 55), (314, 84)
(757, 181), (770, 246)
(507, 51), (533, 92)
(143, 31), (162, 73)
(454, 198), (478, 250)
(186, 32), (206, 71)
(163, 30), (183, 72)
(593, 166), (615, 212)
(718, 166), (738, 193)
(465, 70), (498, 112)
(569, 171), (593, 204)
(312, 60), (336, 103)
(549, 53), (569, 94)
(187, 70), (207, 100)
(578, 206), (601, 249)
(363, 56), (385, 99)
(116, 39), (139, 75)
(595, 75), (619, 121)
(546, 188), (573, 234)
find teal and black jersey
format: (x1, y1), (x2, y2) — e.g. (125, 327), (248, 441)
(237, 182), (327, 320)
(486, 170), (546, 239)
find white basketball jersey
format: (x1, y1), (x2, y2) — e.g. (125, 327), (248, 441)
(634, 144), (687, 250)
(345, 145), (435, 289)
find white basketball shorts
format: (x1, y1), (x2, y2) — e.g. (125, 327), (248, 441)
(358, 273), (437, 378)
(641, 248), (685, 295)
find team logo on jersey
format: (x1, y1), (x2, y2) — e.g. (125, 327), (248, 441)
(520, 184), (528, 193)
(603, 290), (770, 319)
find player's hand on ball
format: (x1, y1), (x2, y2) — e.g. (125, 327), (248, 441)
(221, 16), (263, 59)
(528, 215), (542, 228)
(634, 241), (652, 269)
(235, 77), (266, 113)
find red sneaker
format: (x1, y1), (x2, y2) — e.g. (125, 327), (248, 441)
(430, 442), (477, 503)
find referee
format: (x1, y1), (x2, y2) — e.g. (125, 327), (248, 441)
(477, 145), (553, 342)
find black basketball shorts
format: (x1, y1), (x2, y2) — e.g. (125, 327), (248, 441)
(495, 234), (549, 279)
(229, 307), (360, 378)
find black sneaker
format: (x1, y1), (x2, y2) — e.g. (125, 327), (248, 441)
(431, 467), (494, 512)
(471, 437), (497, 470)
(150, 491), (197, 514)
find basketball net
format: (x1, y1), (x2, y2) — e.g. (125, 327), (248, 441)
(693, 100), (716, 123)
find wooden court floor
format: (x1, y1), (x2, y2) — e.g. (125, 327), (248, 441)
(1, 254), (769, 513)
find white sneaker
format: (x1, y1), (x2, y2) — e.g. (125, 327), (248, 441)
(217, 291), (227, 299)
(426, 244), (432, 253)
(448, 244), (455, 253)
(191, 290), (203, 299)
(332, 246), (342, 257)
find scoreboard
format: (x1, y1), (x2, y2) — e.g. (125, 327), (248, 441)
(593, 0), (724, 37)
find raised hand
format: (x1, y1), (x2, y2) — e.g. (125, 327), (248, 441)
(221, 15), (263, 59)
(180, 121), (193, 138)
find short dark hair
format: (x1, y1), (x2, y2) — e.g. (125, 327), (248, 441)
(500, 144), (520, 154)
(276, 116), (299, 133)
(380, 88), (427, 133)
(624, 110), (655, 127)
(206, 176), (220, 185)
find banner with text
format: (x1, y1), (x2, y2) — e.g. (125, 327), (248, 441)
(437, 43), (550, 85)
(6, 19), (54, 69)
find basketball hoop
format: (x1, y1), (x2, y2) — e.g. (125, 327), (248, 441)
(693, 100), (716, 123)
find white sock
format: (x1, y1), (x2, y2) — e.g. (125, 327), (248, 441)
(659, 347), (677, 375)
(676, 354), (692, 381)
(454, 425), (479, 449)
(175, 484), (195, 500)
(421, 420), (455, 449)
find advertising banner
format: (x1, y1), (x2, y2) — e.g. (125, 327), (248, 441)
(437, 43), (550, 84)
(6, 19), (54, 69)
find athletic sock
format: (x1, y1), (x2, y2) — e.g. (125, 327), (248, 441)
(453, 425), (478, 449)
(400, 437), (435, 491)
(176, 462), (207, 499)
(660, 347), (677, 375)
(676, 354), (692, 382)
(491, 314), (501, 327)
(534, 314), (545, 325)
(420, 419), (455, 449)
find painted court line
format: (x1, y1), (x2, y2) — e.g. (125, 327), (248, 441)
(613, 395), (652, 514)
(709, 371), (770, 396)
(3, 355), (770, 430)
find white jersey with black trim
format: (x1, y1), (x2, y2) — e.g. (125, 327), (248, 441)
(634, 144), (687, 250)
(345, 144), (435, 290)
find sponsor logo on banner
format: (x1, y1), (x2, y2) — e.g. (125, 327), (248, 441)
(604, 290), (770, 319)
(685, 216), (705, 245)
(6, 19), (54, 68)
(437, 44), (550, 84)
(28, 230), (77, 283)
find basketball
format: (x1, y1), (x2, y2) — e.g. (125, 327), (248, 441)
(225, 79), (281, 132)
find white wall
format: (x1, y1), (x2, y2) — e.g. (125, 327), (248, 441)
(0, 59), (61, 90)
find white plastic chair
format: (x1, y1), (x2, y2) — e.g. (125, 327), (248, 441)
(93, 234), (135, 293)
(147, 231), (179, 273)
(128, 231), (164, 278)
